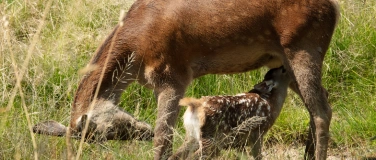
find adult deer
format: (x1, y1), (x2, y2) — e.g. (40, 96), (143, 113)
(36, 0), (339, 159)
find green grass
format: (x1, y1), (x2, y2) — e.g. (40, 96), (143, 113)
(1, 0), (376, 159)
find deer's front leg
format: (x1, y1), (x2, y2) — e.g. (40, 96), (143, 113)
(153, 84), (187, 160)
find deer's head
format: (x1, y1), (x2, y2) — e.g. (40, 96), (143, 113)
(75, 100), (154, 141)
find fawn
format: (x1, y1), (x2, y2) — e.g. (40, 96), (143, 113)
(170, 67), (291, 160)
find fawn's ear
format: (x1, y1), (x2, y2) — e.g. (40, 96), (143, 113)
(253, 80), (274, 93)
(33, 120), (67, 136)
(76, 114), (97, 133)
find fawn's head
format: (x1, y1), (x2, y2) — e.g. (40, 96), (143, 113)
(253, 66), (291, 93)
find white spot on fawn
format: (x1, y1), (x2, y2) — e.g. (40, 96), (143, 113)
(239, 99), (247, 104)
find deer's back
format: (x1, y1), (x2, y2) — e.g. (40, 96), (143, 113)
(200, 94), (271, 135)
(123, 0), (339, 77)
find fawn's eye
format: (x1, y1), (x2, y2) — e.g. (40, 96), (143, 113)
(281, 67), (286, 73)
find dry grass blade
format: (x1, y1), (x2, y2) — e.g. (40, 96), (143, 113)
(232, 116), (267, 134)
(2, 0), (54, 113)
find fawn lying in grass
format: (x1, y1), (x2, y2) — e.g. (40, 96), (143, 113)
(170, 67), (291, 160)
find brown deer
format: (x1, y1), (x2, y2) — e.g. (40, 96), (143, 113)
(34, 0), (339, 159)
(169, 67), (291, 160)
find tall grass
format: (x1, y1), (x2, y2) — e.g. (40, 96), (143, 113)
(326, 0), (376, 152)
(0, 0), (375, 159)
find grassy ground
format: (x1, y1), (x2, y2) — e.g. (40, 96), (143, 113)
(1, 0), (375, 159)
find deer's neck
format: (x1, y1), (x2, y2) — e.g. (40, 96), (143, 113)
(70, 26), (140, 128)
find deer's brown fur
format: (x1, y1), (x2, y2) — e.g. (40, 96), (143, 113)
(35, 0), (339, 159)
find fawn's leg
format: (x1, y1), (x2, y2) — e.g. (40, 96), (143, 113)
(169, 138), (199, 160)
(250, 132), (263, 160)
(189, 138), (219, 160)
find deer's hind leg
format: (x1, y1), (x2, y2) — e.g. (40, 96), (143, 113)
(283, 42), (332, 159)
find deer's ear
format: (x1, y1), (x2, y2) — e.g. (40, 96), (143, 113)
(33, 120), (67, 136)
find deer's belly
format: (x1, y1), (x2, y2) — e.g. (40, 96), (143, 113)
(191, 44), (283, 77)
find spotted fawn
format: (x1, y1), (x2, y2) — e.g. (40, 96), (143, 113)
(170, 66), (291, 160)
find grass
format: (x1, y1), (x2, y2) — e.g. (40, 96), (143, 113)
(1, 0), (376, 159)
